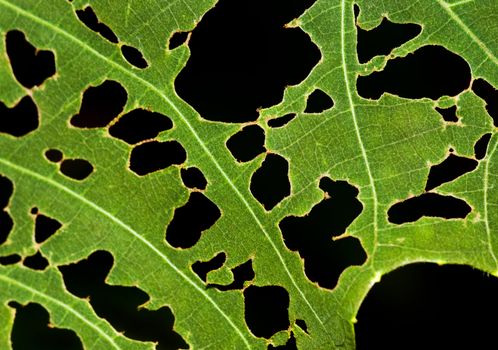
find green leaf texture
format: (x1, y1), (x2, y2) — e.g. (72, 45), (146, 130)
(0, 0), (497, 348)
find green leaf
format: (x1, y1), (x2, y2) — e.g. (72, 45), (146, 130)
(0, 0), (497, 348)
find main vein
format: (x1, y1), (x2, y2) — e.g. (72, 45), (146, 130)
(340, 0), (379, 255)
(0, 271), (122, 350)
(0, 0), (323, 332)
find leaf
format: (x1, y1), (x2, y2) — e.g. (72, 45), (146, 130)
(0, 0), (497, 348)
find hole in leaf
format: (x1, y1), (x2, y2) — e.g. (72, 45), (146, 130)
(355, 12), (422, 64)
(175, 0), (321, 122)
(129, 141), (186, 176)
(121, 45), (148, 69)
(60, 159), (94, 181)
(10, 302), (83, 350)
(168, 31), (189, 50)
(279, 177), (366, 289)
(180, 167), (207, 190)
(30, 207), (39, 215)
(244, 285), (290, 339)
(435, 105), (458, 122)
(304, 89), (334, 113)
(192, 252), (226, 282)
(387, 193), (471, 224)
(357, 46), (471, 100)
(0, 96), (39, 137)
(23, 251), (49, 271)
(45, 149), (63, 163)
(295, 319), (308, 334)
(109, 109), (173, 144)
(0, 254), (21, 265)
(268, 333), (297, 350)
(425, 153), (478, 191)
(227, 125), (266, 162)
(76, 6), (119, 44)
(355, 263), (498, 349)
(0, 174), (14, 245)
(209, 259), (255, 291)
(474, 133), (492, 160)
(6, 30), (56, 88)
(34, 213), (62, 244)
(472, 78), (498, 126)
(166, 192), (221, 249)
(268, 113), (296, 128)
(59, 251), (189, 349)
(250, 153), (291, 210)
(70, 80), (127, 128)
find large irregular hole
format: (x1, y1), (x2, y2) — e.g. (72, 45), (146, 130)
(180, 167), (207, 190)
(76, 7), (119, 44)
(165, 192), (221, 249)
(226, 125), (266, 162)
(175, 0), (321, 122)
(474, 133), (492, 160)
(244, 285), (290, 339)
(129, 141), (186, 176)
(304, 89), (334, 113)
(268, 113), (296, 128)
(192, 252), (226, 282)
(387, 193), (471, 224)
(295, 319), (308, 334)
(357, 46), (471, 100)
(34, 212), (62, 244)
(60, 158), (94, 181)
(472, 78), (498, 126)
(59, 251), (189, 349)
(355, 263), (498, 349)
(435, 105), (458, 122)
(23, 251), (49, 271)
(0, 174), (14, 245)
(279, 177), (366, 289)
(250, 153), (291, 211)
(356, 11), (422, 64)
(121, 45), (148, 69)
(425, 153), (478, 191)
(70, 80), (128, 128)
(208, 260), (255, 291)
(0, 96), (39, 137)
(109, 109), (173, 144)
(168, 31), (189, 50)
(6, 30), (56, 88)
(10, 302), (83, 350)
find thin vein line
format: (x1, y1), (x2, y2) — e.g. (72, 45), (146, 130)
(0, 157), (251, 349)
(447, 0), (474, 8)
(340, 0), (379, 254)
(437, 0), (498, 66)
(0, 0), (323, 333)
(0, 271), (121, 349)
(483, 136), (498, 273)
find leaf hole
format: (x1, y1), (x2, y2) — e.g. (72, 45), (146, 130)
(165, 192), (221, 249)
(22, 251), (49, 271)
(60, 158), (94, 181)
(108, 108), (173, 144)
(168, 31), (190, 50)
(6, 30), (56, 89)
(0, 254), (21, 266)
(208, 259), (255, 291)
(472, 78), (498, 126)
(44, 149), (63, 163)
(357, 46), (471, 100)
(129, 141), (186, 176)
(34, 212), (62, 244)
(174, 0), (321, 122)
(0, 174), (14, 245)
(192, 252), (226, 282)
(0, 96), (39, 137)
(250, 153), (291, 211)
(76, 6), (119, 44)
(435, 105), (459, 123)
(121, 45), (149, 69)
(70, 80), (128, 128)
(267, 113), (296, 128)
(387, 193), (471, 224)
(227, 125), (266, 162)
(279, 177), (366, 289)
(474, 133), (492, 160)
(244, 285), (290, 339)
(180, 167), (207, 190)
(304, 89), (334, 113)
(425, 152), (477, 191)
